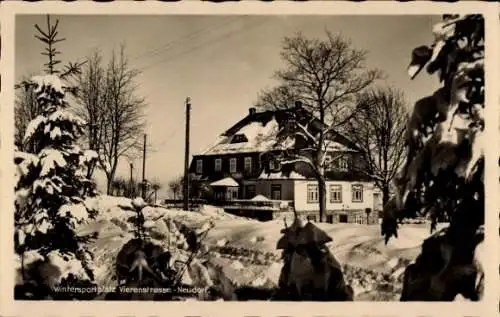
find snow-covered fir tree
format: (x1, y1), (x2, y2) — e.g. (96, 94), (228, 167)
(14, 74), (99, 299)
(383, 14), (484, 301)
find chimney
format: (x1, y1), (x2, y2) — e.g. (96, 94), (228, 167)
(249, 107), (257, 116)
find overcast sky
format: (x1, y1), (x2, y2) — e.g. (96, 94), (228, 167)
(15, 14), (440, 197)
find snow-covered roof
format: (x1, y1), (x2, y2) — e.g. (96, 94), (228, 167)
(210, 177), (239, 187)
(196, 108), (360, 157)
(250, 194), (270, 201)
(198, 116), (294, 156)
(258, 170), (307, 180)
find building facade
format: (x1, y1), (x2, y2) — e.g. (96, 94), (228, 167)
(189, 105), (382, 224)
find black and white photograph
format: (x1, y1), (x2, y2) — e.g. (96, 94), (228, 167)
(2, 6), (487, 306)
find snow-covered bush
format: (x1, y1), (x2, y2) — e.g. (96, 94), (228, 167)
(14, 74), (99, 299)
(384, 14), (484, 301)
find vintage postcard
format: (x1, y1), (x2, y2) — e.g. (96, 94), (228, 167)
(0, 1), (498, 317)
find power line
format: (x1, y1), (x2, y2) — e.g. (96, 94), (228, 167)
(139, 17), (271, 73)
(139, 17), (272, 155)
(131, 16), (240, 62)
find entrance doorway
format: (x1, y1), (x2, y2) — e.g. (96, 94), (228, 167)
(339, 214), (348, 223)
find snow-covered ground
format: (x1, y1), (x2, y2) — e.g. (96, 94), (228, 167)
(78, 195), (444, 301)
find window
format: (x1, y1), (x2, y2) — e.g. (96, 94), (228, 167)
(231, 188), (238, 199)
(229, 158), (237, 173)
(227, 187), (238, 200)
(326, 215), (334, 224)
(245, 185), (256, 199)
(329, 185), (342, 203)
(215, 192), (225, 201)
(373, 193), (381, 210)
(231, 134), (248, 144)
(196, 159), (203, 174)
(352, 184), (363, 202)
(271, 184), (282, 200)
(338, 157), (349, 171)
(355, 215), (364, 224)
(214, 158), (222, 172)
(307, 184), (319, 203)
(244, 157), (252, 172)
(269, 160), (277, 170)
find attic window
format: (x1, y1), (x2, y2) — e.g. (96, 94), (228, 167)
(338, 157), (349, 171)
(269, 159), (281, 171)
(231, 134), (248, 144)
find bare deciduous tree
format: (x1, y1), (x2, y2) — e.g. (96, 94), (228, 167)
(149, 180), (162, 204)
(14, 78), (37, 150)
(344, 86), (407, 206)
(255, 85), (300, 111)
(169, 176), (183, 201)
(74, 50), (107, 179)
(258, 31), (382, 222)
(97, 45), (146, 194)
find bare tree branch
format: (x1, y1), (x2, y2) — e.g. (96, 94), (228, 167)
(256, 31), (381, 222)
(75, 45), (146, 193)
(345, 86), (408, 204)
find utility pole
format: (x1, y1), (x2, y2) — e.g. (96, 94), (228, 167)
(129, 162), (133, 198)
(183, 97), (191, 211)
(142, 133), (147, 200)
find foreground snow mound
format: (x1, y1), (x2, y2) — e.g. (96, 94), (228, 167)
(39, 251), (90, 288)
(86, 195), (134, 217)
(77, 195), (444, 300)
(15, 250), (93, 293)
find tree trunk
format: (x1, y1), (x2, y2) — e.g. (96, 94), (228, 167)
(318, 177), (327, 223)
(106, 174), (113, 195)
(382, 184), (390, 207)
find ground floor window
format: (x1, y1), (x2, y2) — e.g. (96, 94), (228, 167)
(227, 187), (238, 200)
(307, 184), (319, 203)
(326, 215), (334, 223)
(271, 184), (282, 200)
(352, 184), (364, 202)
(215, 191), (225, 200)
(329, 184), (342, 203)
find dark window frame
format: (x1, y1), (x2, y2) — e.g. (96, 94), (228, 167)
(229, 157), (237, 173)
(196, 159), (203, 174)
(214, 158), (222, 171)
(244, 156), (252, 172)
(271, 184), (282, 200)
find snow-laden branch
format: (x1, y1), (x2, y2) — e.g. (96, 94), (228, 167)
(295, 122), (318, 146)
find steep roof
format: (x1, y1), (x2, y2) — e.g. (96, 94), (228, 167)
(196, 106), (361, 156)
